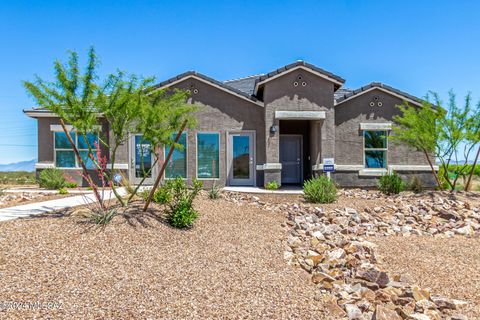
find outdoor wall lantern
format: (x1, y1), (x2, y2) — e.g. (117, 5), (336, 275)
(270, 125), (278, 134)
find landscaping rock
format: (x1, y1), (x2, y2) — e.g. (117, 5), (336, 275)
(373, 305), (402, 320)
(222, 189), (476, 319)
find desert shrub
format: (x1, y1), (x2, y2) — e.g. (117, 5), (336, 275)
(152, 185), (172, 204)
(265, 181), (279, 190)
(408, 176), (423, 193)
(89, 208), (117, 225)
(378, 172), (405, 195)
(437, 165), (452, 190)
(38, 168), (66, 190)
(0, 171), (36, 185)
(166, 177), (202, 228)
(65, 181), (78, 188)
(303, 176), (337, 204)
(208, 183), (220, 200)
(58, 187), (69, 195)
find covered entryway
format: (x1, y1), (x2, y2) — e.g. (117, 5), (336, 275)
(227, 131), (255, 186)
(280, 134), (302, 183)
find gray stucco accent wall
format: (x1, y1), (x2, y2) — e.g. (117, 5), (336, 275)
(36, 117), (111, 186)
(334, 89), (428, 166)
(262, 71), (336, 185)
(334, 89), (435, 188)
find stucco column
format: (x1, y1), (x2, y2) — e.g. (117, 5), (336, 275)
(264, 118), (282, 186)
(320, 108), (335, 160)
(310, 120), (321, 167)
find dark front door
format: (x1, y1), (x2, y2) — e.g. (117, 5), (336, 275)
(280, 134), (302, 184)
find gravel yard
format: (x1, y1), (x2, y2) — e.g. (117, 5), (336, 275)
(373, 236), (480, 319)
(0, 196), (329, 319)
(1, 190), (480, 319)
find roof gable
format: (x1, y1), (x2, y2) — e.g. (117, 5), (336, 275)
(254, 61), (345, 95)
(335, 82), (424, 107)
(152, 71), (262, 106)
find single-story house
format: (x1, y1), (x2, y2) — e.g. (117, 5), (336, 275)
(24, 61), (436, 188)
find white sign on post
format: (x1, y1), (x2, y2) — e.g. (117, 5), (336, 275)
(323, 158), (335, 180)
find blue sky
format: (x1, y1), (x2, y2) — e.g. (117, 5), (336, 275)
(1, 0), (479, 164)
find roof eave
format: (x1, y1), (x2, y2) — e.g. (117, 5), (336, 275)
(335, 83), (424, 107)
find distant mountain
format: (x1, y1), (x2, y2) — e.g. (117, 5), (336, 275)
(0, 159), (36, 172)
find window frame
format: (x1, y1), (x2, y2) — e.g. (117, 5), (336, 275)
(53, 131), (99, 169)
(164, 132), (188, 180)
(195, 131), (220, 180)
(363, 130), (388, 169)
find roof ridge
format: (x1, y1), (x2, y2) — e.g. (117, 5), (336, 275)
(223, 74), (264, 83)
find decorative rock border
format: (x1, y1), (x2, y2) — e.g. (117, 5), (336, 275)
(223, 190), (478, 320)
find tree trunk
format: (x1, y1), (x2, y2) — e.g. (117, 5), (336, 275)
(143, 120), (188, 212)
(423, 149), (442, 189)
(465, 146), (480, 191)
(126, 157), (159, 204)
(59, 119), (105, 209)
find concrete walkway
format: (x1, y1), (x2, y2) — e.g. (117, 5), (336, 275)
(0, 189), (126, 222)
(4, 188), (90, 194)
(223, 186), (304, 194)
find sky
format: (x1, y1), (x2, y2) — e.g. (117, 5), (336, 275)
(1, 0), (479, 164)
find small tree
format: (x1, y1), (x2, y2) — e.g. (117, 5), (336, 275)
(95, 72), (157, 205)
(23, 47), (105, 208)
(393, 91), (480, 191)
(392, 98), (444, 188)
(138, 88), (197, 212)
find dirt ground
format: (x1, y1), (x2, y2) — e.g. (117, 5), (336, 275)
(373, 236), (480, 318)
(0, 197), (329, 319)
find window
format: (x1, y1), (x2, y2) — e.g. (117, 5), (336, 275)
(197, 133), (219, 179)
(364, 130), (387, 169)
(54, 131), (99, 169)
(134, 135), (153, 178)
(165, 133), (187, 179)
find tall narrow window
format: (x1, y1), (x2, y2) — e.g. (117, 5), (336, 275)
(364, 130), (387, 168)
(134, 135), (152, 178)
(54, 131), (99, 169)
(197, 133), (219, 179)
(165, 133), (187, 179)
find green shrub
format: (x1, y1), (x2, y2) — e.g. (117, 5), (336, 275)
(378, 172), (405, 195)
(265, 181), (279, 190)
(38, 168), (66, 190)
(58, 187), (69, 195)
(303, 176), (337, 203)
(65, 181), (78, 188)
(166, 177), (202, 228)
(408, 176), (423, 193)
(153, 185), (172, 204)
(208, 183), (220, 200)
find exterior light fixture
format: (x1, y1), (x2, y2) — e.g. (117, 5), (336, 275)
(270, 125), (278, 134)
